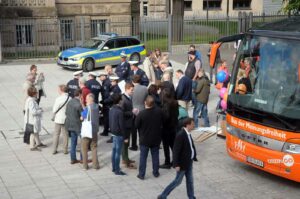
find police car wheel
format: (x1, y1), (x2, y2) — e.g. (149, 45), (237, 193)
(130, 53), (140, 62)
(83, 58), (94, 72)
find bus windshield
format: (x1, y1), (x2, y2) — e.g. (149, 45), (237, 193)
(229, 35), (300, 129)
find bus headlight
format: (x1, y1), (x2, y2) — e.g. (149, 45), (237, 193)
(282, 139), (300, 154)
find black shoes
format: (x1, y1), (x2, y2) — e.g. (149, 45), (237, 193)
(153, 172), (160, 178)
(100, 131), (109, 136)
(115, 171), (126, 175)
(106, 137), (113, 143)
(137, 174), (145, 180)
(159, 163), (172, 169)
(129, 146), (138, 151)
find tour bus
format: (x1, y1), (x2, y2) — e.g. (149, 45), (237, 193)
(210, 17), (300, 182)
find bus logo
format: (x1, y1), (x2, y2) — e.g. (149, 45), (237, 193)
(234, 140), (245, 152)
(283, 155), (294, 167)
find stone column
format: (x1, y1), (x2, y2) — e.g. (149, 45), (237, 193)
(171, 0), (184, 43)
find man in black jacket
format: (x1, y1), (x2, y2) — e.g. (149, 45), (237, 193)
(135, 95), (164, 180)
(109, 93), (126, 175)
(158, 118), (197, 199)
(121, 82), (136, 168)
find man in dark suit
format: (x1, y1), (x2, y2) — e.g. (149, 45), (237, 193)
(115, 53), (130, 81)
(175, 69), (193, 113)
(158, 118), (197, 199)
(135, 95), (164, 180)
(129, 61), (149, 86)
(120, 82), (136, 169)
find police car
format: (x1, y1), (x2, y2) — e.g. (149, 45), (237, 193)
(57, 33), (147, 71)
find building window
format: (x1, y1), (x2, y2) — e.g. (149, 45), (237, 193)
(184, 0), (193, 11)
(203, 0), (222, 10)
(16, 25), (33, 46)
(143, 1), (148, 16)
(233, 0), (251, 10)
(91, 20), (107, 37)
(60, 19), (74, 41)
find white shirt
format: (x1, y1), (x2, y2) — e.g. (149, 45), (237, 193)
(184, 127), (194, 160)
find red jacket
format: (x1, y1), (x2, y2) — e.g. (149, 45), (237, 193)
(81, 86), (90, 107)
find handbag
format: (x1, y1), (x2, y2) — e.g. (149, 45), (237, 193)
(81, 107), (93, 138)
(24, 107), (34, 144)
(51, 95), (70, 121)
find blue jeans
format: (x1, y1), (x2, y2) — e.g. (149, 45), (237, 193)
(112, 135), (124, 173)
(138, 145), (160, 177)
(70, 131), (82, 161)
(192, 81), (197, 105)
(159, 163), (195, 199)
(193, 101), (210, 128)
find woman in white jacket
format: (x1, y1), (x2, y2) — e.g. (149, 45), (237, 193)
(24, 87), (47, 151)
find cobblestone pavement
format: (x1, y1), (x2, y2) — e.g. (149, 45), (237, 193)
(0, 56), (300, 199)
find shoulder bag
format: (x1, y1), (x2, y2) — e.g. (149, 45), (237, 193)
(51, 95), (70, 121)
(24, 106), (34, 144)
(81, 107), (93, 138)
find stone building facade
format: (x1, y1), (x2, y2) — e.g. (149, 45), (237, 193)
(0, 0), (140, 58)
(140, 0), (283, 18)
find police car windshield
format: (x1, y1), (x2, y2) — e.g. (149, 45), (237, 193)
(81, 39), (104, 49)
(230, 35), (300, 120)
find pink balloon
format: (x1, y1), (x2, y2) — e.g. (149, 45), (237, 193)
(219, 87), (227, 98)
(221, 100), (227, 110)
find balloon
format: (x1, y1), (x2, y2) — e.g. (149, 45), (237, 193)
(223, 92), (228, 102)
(219, 87), (227, 98)
(217, 71), (227, 83)
(221, 100), (227, 110)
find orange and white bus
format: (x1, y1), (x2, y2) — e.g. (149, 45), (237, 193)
(210, 17), (300, 182)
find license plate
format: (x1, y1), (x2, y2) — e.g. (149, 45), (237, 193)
(247, 156), (264, 168)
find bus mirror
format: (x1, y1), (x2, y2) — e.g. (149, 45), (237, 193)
(209, 42), (222, 68)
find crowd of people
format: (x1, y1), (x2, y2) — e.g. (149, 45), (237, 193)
(22, 45), (217, 198)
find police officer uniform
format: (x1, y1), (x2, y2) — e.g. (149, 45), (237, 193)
(102, 76), (122, 141)
(66, 70), (82, 98)
(115, 53), (131, 81)
(86, 72), (102, 104)
(99, 72), (111, 136)
(129, 61), (149, 87)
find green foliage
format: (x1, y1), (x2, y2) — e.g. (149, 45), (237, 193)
(282, 0), (300, 15)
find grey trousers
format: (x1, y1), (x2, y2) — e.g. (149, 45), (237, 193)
(53, 123), (68, 153)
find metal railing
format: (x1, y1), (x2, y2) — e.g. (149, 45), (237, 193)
(0, 12), (289, 60)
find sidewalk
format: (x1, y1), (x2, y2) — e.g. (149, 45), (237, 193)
(0, 61), (300, 199)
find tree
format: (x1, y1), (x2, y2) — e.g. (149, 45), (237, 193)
(282, 0), (300, 15)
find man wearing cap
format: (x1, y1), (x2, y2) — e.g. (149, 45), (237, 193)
(66, 70), (82, 98)
(129, 61), (149, 87)
(98, 72), (111, 136)
(86, 72), (101, 104)
(185, 51), (202, 81)
(115, 53), (131, 81)
(185, 51), (202, 106)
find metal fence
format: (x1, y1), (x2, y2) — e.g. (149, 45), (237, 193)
(0, 12), (289, 60)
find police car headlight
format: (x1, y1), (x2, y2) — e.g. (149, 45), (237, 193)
(70, 57), (81, 61)
(282, 139), (300, 154)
